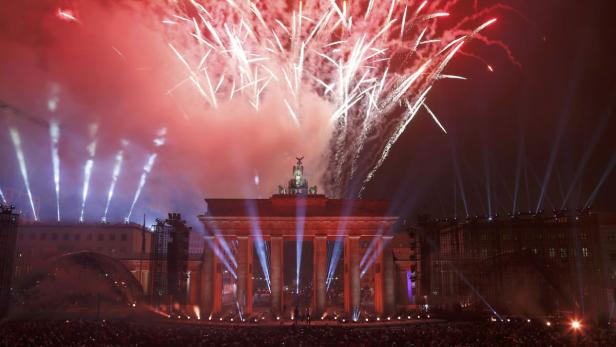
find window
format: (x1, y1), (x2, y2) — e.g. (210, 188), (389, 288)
(581, 233), (588, 240)
(549, 248), (556, 258)
(560, 248), (567, 258)
(98, 234), (104, 241)
(74, 234), (80, 241)
(87, 234), (93, 241)
(558, 232), (564, 239)
(52, 233), (58, 241)
(582, 248), (589, 257)
(121, 234), (127, 241)
(109, 234), (116, 241)
(481, 249), (488, 258)
(29, 233), (36, 240)
(40, 233), (47, 240)
(63, 234), (69, 241)
(532, 248), (539, 255)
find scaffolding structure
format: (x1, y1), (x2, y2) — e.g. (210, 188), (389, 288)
(149, 213), (190, 311)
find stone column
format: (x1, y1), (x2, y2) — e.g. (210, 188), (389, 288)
(270, 236), (284, 314)
(236, 236), (254, 316)
(383, 236), (396, 314)
(313, 236), (328, 316)
(200, 237), (214, 314)
(344, 236), (361, 314)
(246, 238), (254, 315)
(212, 237), (224, 314)
(374, 237), (384, 315)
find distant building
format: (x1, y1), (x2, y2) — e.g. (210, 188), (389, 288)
(13, 222), (152, 293)
(418, 211), (616, 323)
(0, 205), (19, 317)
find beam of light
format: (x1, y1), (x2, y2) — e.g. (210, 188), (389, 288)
(202, 219), (238, 269)
(325, 201), (354, 291)
(235, 301), (244, 321)
(450, 142), (469, 217)
(79, 124), (98, 223)
(126, 128), (166, 222)
(512, 135), (524, 214)
(561, 111), (610, 209)
(483, 147), (492, 219)
(360, 226), (388, 278)
(49, 121), (61, 221)
(208, 239), (237, 279)
(295, 198), (306, 295)
(245, 200), (271, 291)
(9, 127), (37, 220)
(584, 151), (616, 208)
(102, 147), (125, 222)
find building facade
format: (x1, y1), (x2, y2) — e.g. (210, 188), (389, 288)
(13, 222), (152, 293)
(186, 159), (419, 318)
(419, 211), (616, 322)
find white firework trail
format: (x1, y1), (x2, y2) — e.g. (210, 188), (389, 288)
(79, 124), (98, 222)
(9, 127), (37, 220)
(126, 128), (167, 222)
(0, 187), (6, 204)
(162, 1), (504, 196)
(49, 121), (61, 221)
(102, 142), (126, 222)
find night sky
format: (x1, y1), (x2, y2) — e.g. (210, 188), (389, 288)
(368, 0), (616, 220)
(0, 0), (614, 227)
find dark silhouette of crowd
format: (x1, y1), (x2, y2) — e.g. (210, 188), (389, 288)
(1, 319), (616, 346)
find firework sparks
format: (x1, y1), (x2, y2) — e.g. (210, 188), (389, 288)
(49, 120), (61, 221)
(102, 142), (127, 223)
(0, 187), (6, 204)
(162, 1), (504, 197)
(79, 124), (98, 222)
(56, 8), (79, 23)
(126, 128), (167, 222)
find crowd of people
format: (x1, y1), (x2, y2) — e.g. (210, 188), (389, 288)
(1, 319), (615, 346)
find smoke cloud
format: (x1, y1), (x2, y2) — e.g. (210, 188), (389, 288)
(0, 0), (333, 226)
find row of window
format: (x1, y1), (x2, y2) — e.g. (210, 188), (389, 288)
(468, 232), (589, 241)
(467, 247), (591, 258)
(17, 246), (129, 257)
(19, 232), (128, 242)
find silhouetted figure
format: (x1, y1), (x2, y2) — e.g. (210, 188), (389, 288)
(294, 306), (300, 326)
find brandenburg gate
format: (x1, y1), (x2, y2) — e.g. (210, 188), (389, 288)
(195, 158), (404, 317)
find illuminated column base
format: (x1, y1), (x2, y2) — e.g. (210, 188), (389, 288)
(270, 236), (283, 314)
(237, 236), (254, 316)
(374, 237), (384, 315)
(344, 236), (360, 314)
(313, 236), (327, 316)
(383, 236), (395, 314)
